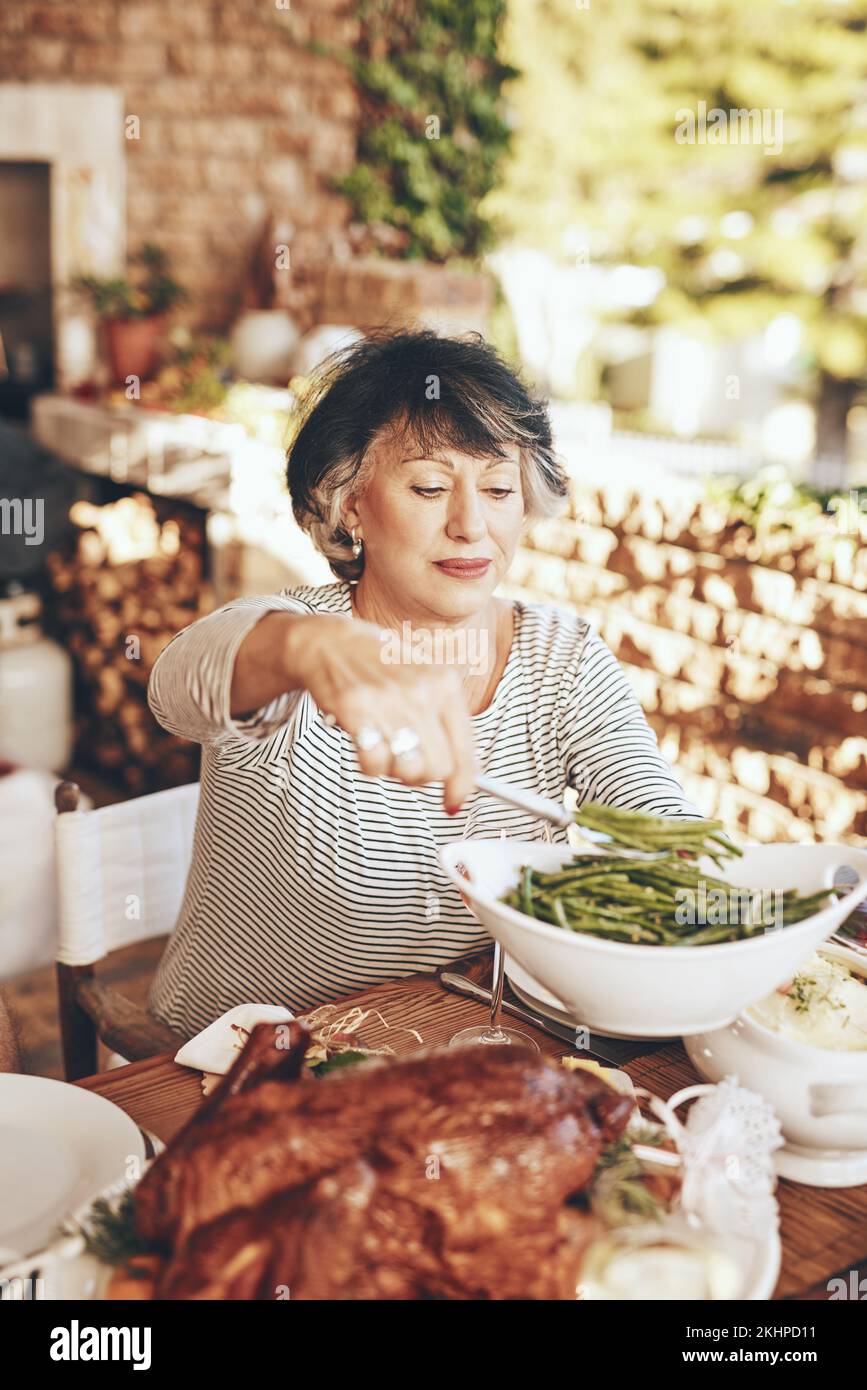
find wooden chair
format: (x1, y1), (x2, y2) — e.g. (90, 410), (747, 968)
(54, 779), (199, 1080)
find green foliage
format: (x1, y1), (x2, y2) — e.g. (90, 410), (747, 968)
(706, 468), (838, 533)
(333, 0), (517, 261)
(72, 244), (188, 321)
(494, 0), (867, 387)
(590, 1127), (669, 1227)
(73, 1189), (156, 1267)
(705, 468), (866, 568)
(310, 1049), (371, 1077)
(157, 336), (232, 416)
(487, 277), (521, 367)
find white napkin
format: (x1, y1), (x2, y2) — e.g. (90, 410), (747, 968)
(174, 1003), (294, 1076)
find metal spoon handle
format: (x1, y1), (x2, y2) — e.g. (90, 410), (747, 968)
(473, 773), (574, 829)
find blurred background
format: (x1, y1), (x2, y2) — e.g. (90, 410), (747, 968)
(1, 0), (866, 1030)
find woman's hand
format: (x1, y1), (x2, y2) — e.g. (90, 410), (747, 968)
(288, 614), (479, 811)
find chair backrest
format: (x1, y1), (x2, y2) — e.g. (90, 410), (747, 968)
(55, 782), (200, 967)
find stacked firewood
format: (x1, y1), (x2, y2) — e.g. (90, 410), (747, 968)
(511, 482), (867, 844)
(45, 492), (213, 794)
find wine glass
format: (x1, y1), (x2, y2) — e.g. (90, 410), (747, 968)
(449, 826), (541, 1050)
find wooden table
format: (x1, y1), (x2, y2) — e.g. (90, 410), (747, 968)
(77, 963), (867, 1301)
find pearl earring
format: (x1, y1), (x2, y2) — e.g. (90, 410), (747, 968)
(351, 527), (363, 558)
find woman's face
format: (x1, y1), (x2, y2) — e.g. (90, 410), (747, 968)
(346, 428), (525, 620)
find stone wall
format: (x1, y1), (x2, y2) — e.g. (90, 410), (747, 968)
(506, 477), (867, 845)
(2, 5), (494, 339)
(0, 0), (360, 331)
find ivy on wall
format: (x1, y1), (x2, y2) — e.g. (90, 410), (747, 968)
(330, 0), (516, 263)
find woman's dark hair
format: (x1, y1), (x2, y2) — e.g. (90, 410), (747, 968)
(286, 329), (568, 582)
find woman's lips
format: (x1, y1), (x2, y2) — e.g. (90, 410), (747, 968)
(433, 559), (492, 579)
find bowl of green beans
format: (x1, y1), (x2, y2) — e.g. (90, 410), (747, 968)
(439, 806), (867, 1038)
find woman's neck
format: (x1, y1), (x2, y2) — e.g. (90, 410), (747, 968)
(350, 574), (493, 634)
(349, 577), (514, 716)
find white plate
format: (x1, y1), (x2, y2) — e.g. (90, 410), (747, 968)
(733, 1229), (781, 1301)
(505, 954), (572, 1021)
(2, 1160), (781, 1302)
(0, 1075), (145, 1262)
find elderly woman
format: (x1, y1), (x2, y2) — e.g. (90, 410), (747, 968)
(147, 331), (698, 1037)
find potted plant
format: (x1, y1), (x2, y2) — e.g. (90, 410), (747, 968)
(72, 245), (189, 385)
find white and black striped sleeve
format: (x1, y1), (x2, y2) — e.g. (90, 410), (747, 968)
(147, 593), (314, 747)
(558, 628), (703, 817)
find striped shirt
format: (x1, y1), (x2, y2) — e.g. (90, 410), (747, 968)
(146, 580), (700, 1037)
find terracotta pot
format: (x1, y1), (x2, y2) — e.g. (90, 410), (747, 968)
(103, 316), (166, 384)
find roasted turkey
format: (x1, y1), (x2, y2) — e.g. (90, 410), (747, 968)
(132, 1021), (632, 1299)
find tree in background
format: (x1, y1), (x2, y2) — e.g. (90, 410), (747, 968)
(491, 0), (867, 455)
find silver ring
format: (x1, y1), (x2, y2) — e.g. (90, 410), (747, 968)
(355, 724), (384, 751)
(389, 726), (422, 760)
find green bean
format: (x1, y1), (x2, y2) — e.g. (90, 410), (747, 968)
(573, 802), (744, 863)
(552, 897), (570, 931)
(501, 803), (835, 946)
(521, 864), (536, 919)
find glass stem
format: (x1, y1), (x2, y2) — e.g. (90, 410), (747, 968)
(490, 939), (506, 1033)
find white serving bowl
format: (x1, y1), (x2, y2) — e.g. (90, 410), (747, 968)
(685, 942), (867, 1187)
(438, 840), (867, 1039)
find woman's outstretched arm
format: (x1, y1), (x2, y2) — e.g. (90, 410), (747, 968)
(148, 595), (478, 808)
(147, 595), (318, 747)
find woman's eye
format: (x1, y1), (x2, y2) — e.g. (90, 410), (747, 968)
(411, 485), (516, 499)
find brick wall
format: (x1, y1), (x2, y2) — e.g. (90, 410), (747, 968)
(0, 0), (360, 330)
(505, 479), (867, 845)
(0, 4), (493, 336)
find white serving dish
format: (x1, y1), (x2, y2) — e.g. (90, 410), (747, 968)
(439, 840), (867, 1038)
(685, 942), (867, 1187)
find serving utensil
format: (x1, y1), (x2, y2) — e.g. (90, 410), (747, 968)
(473, 773), (668, 859)
(473, 772), (574, 829)
(829, 863), (867, 956)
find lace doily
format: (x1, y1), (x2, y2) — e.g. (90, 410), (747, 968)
(640, 1076), (784, 1243)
